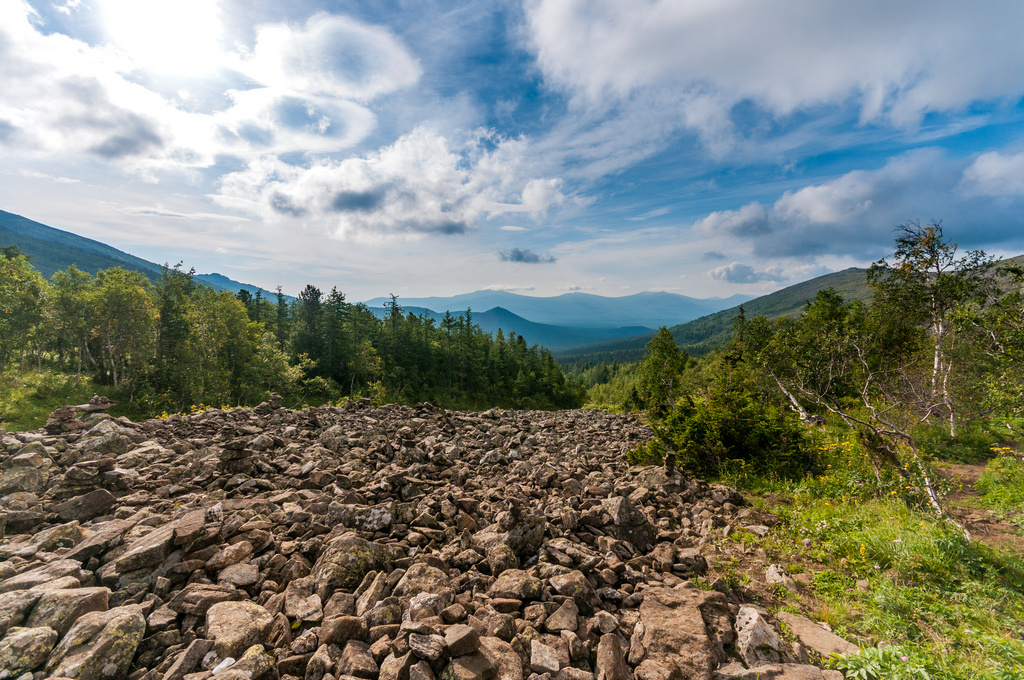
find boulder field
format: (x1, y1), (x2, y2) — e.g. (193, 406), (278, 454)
(0, 397), (857, 680)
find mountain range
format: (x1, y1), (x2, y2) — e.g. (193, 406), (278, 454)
(363, 290), (750, 329)
(364, 304), (654, 350)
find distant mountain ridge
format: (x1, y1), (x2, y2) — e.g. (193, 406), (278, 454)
(8, 208), (885, 355)
(363, 290), (751, 330)
(366, 304), (653, 350)
(555, 267), (875, 363)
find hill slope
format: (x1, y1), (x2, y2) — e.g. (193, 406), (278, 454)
(0, 209), (283, 296)
(670, 266), (872, 355)
(556, 267), (873, 363)
(0, 209), (164, 280)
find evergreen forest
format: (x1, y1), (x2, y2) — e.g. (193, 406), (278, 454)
(0, 247), (584, 425)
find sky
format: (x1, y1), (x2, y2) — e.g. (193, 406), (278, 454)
(2, 0), (1024, 301)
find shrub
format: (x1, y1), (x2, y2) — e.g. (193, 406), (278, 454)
(915, 422), (999, 463)
(976, 452), (1024, 518)
(651, 388), (813, 479)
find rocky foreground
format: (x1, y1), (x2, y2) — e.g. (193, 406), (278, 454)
(0, 397), (858, 680)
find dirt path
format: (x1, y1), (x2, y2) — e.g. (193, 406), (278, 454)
(940, 461), (1024, 554)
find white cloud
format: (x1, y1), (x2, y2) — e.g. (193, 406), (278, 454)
(0, 3), (419, 174)
(213, 127), (570, 240)
(707, 262), (785, 284)
(52, 0), (82, 15)
(20, 170), (79, 184)
(99, 0), (226, 76)
(693, 148), (1024, 258)
(695, 203), (768, 237)
(485, 284), (535, 292)
(960, 151), (1024, 197)
(525, 0), (1024, 130)
(626, 206), (670, 222)
(520, 178), (565, 216)
(232, 14), (421, 102)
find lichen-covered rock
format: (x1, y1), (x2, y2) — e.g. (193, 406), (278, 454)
(25, 586), (110, 637)
(0, 590), (42, 636)
(0, 559), (83, 593)
(0, 402), (845, 680)
(598, 496), (658, 552)
(549, 570), (600, 615)
(209, 643), (277, 680)
(774, 612), (859, 659)
(488, 569), (543, 600)
(0, 465), (48, 495)
(312, 532), (398, 598)
(632, 587), (729, 679)
(44, 604), (146, 680)
(0, 625), (58, 677)
(393, 563), (454, 608)
(205, 600), (274, 659)
(52, 488), (117, 522)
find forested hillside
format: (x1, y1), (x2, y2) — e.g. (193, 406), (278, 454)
(0, 249), (583, 426)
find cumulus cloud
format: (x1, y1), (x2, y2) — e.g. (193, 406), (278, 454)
(525, 1), (1024, 130)
(232, 14), (421, 101)
(960, 151), (1024, 197)
(214, 127), (569, 240)
(520, 178), (565, 216)
(499, 248), (557, 264)
(708, 262), (786, 284)
(693, 148), (1024, 258)
(694, 203), (769, 238)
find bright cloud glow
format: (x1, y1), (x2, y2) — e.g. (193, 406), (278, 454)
(100, 0), (226, 76)
(525, 0), (1024, 128)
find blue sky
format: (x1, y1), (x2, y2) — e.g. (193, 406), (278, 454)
(2, 0), (1024, 301)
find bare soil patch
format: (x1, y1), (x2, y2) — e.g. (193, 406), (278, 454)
(940, 461), (1024, 554)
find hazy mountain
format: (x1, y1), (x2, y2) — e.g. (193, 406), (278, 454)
(193, 272), (294, 302)
(366, 304), (653, 350)
(556, 267), (874, 363)
(363, 290), (751, 329)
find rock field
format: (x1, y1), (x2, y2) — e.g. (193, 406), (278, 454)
(0, 396), (857, 680)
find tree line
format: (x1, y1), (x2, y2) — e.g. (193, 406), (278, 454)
(0, 248), (584, 414)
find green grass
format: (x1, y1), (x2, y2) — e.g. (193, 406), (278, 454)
(976, 452), (1024, 527)
(717, 426), (1024, 679)
(0, 369), (108, 431)
(748, 495), (1024, 679)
